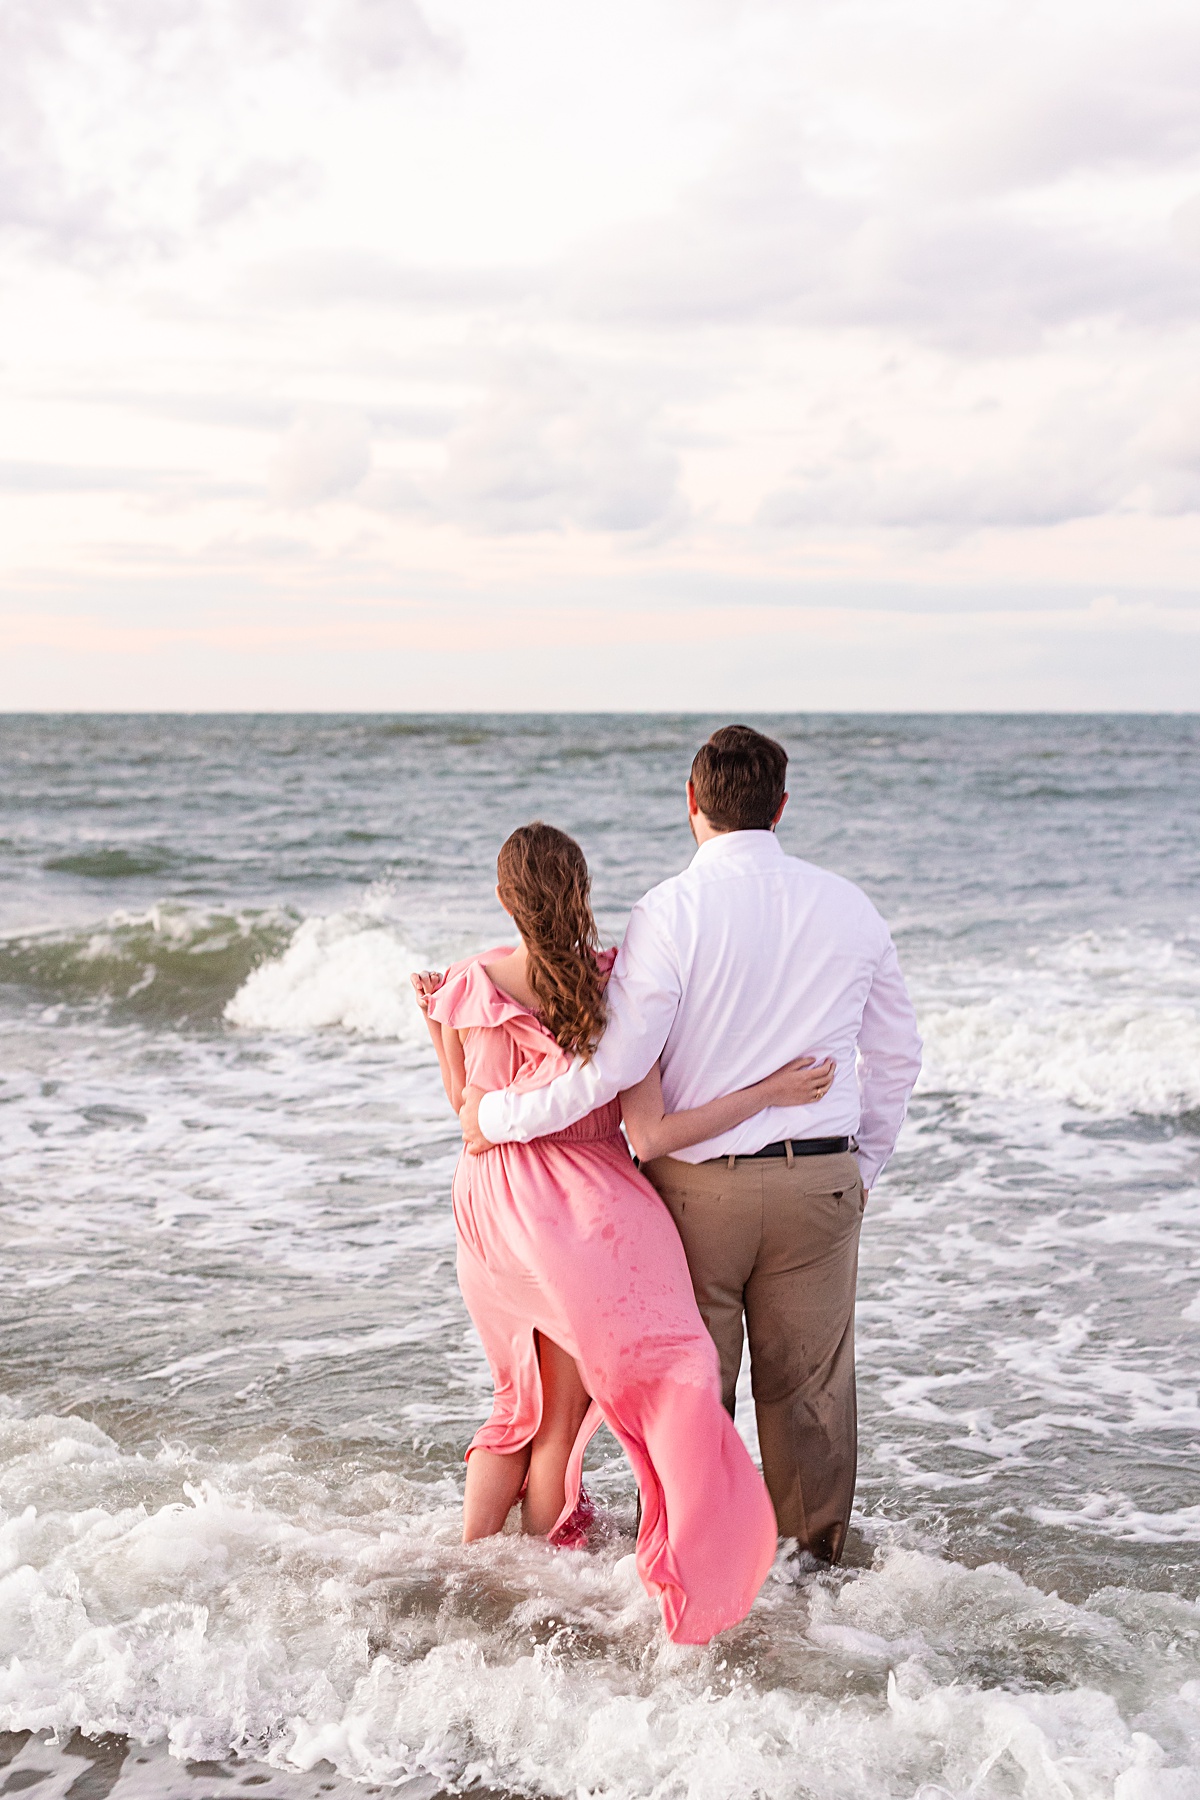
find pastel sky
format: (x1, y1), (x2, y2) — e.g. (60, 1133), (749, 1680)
(3, 0), (1200, 710)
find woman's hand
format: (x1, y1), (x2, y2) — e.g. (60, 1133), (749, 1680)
(410, 969), (445, 1013)
(412, 971), (466, 1112)
(756, 1055), (836, 1107)
(461, 1086), (495, 1155)
(620, 1052), (839, 1164)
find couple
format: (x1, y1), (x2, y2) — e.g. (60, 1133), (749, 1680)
(412, 725), (922, 1644)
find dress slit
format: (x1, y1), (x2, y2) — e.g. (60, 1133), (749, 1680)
(461, 1318), (603, 1537)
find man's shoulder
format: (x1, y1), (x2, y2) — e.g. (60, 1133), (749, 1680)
(622, 871), (694, 950)
(635, 865), (694, 916)
(785, 854), (889, 925)
(785, 853), (873, 899)
(631, 846), (888, 938)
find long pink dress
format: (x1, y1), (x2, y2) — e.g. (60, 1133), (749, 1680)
(427, 948), (777, 1645)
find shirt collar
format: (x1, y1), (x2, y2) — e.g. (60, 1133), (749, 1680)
(690, 829), (785, 868)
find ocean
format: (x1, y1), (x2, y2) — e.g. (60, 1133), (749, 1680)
(1, 712), (1199, 1800)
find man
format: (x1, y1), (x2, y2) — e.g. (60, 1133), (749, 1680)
(462, 724), (922, 1562)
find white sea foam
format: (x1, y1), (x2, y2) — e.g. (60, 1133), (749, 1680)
(916, 929), (1200, 1116)
(225, 908), (429, 1040)
(223, 904), (1200, 1122)
(3, 1411), (1200, 1799)
(1027, 1493), (1200, 1544)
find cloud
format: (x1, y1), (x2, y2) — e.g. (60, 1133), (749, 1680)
(540, 13), (1200, 352)
(1173, 193), (1200, 259)
(0, 0), (454, 260)
(224, 100), (1199, 362)
(324, 0), (460, 83)
(757, 377), (1200, 535)
(563, 122), (1200, 353)
(268, 406), (372, 507)
(240, 249), (532, 311)
(0, 460), (166, 494)
(196, 158), (318, 230)
(7, 0), (1200, 681)
(44, 387), (454, 442)
(361, 354), (686, 535)
(0, 459), (251, 503)
(916, 64), (1200, 196)
(1132, 387), (1200, 516)
(434, 357), (685, 535)
(760, 462), (1122, 534)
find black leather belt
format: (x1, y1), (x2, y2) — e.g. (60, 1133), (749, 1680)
(742, 1136), (850, 1159)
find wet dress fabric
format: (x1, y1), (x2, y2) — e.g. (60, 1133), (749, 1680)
(427, 948), (777, 1644)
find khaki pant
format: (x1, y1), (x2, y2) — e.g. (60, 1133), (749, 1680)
(641, 1148), (864, 1562)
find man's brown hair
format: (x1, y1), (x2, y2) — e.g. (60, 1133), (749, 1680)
(690, 724), (788, 832)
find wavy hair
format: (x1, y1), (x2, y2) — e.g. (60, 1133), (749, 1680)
(496, 822), (606, 1060)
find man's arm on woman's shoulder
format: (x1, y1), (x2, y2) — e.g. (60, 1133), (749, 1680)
(473, 905), (682, 1146)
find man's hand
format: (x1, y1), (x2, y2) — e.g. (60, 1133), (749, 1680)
(460, 1085), (496, 1156)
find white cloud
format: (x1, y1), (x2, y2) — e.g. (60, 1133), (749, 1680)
(269, 406), (372, 507)
(914, 62), (1200, 197)
(3, 0), (1200, 707)
(196, 158), (318, 230)
(564, 120), (1200, 353)
(1172, 193), (1200, 258)
(435, 357), (683, 535)
(240, 248), (531, 311)
(361, 354), (686, 535)
(324, 0), (460, 83)
(0, 0), (454, 258)
(757, 371), (1200, 535)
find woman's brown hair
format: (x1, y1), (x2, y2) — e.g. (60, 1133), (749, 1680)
(496, 822), (606, 1060)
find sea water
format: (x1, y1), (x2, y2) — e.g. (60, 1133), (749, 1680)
(1, 713), (1199, 1800)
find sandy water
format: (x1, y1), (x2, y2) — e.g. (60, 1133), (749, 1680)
(2, 713), (1199, 1800)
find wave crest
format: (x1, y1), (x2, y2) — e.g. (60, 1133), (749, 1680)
(225, 911), (425, 1039)
(0, 907), (294, 1026)
(917, 931), (1200, 1116)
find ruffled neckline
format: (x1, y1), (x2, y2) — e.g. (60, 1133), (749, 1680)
(426, 947), (531, 1032)
(426, 944), (616, 1036)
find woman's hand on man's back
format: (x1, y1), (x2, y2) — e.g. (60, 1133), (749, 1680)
(756, 1055), (836, 1108)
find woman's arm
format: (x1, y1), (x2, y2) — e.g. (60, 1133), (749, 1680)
(411, 971), (468, 1114)
(620, 1055), (836, 1163)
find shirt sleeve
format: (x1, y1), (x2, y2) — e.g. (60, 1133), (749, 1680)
(476, 903), (682, 1143)
(854, 933), (923, 1189)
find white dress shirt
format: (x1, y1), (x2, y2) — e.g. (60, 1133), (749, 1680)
(476, 830), (922, 1187)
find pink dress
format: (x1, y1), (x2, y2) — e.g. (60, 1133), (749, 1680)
(428, 948), (778, 1645)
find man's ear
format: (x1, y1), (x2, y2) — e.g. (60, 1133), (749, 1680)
(771, 791), (789, 828)
(686, 779), (700, 817)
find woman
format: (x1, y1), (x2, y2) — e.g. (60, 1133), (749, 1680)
(412, 823), (835, 1644)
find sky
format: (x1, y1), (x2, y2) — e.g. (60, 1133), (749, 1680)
(2, 0), (1200, 711)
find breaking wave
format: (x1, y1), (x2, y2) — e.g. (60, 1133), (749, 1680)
(225, 916), (1200, 1118)
(917, 929), (1200, 1118)
(0, 907), (294, 1026)
(3, 1409), (1200, 1798)
(0, 898), (432, 1042)
(7, 904), (1199, 1124)
(224, 909), (428, 1040)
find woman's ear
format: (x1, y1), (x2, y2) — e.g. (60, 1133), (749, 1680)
(495, 884), (513, 918)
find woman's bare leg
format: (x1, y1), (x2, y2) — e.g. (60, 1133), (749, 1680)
(522, 1332), (592, 1536)
(463, 1444), (530, 1542)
